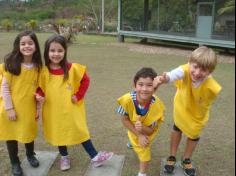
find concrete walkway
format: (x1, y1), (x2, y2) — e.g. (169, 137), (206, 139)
(21, 151), (58, 176)
(84, 154), (125, 176)
(160, 158), (197, 176)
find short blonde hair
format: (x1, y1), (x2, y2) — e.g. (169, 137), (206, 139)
(189, 46), (217, 73)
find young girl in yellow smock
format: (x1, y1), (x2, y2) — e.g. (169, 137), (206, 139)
(154, 46), (222, 176)
(0, 31), (42, 176)
(117, 67), (165, 176)
(36, 34), (113, 171)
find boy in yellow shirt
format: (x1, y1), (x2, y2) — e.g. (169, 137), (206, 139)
(117, 67), (165, 176)
(154, 46), (221, 176)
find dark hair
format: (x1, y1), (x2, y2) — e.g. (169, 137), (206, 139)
(4, 30), (42, 75)
(44, 34), (69, 80)
(134, 67), (157, 85)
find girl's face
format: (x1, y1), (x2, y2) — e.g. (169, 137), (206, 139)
(134, 77), (155, 104)
(48, 42), (65, 66)
(189, 62), (210, 82)
(20, 36), (36, 58)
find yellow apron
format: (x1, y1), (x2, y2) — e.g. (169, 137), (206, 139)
(118, 93), (165, 161)
(0, 66), (38, 143)
(39, 64), (90, 146)
(174, 64), (222, 139)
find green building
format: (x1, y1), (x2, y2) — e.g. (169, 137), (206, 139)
(118, 0), (235, 48)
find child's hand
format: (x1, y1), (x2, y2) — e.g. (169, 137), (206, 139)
(138, 134), (149, 148)
(135, 115), (142, 132)
(71, 95), (78, 104)
(6, 108), (17, 121)
(153, 76), (162, 89)
(35, 93), (45, 104)
(159, 72), (169, 83)
(36, 104), (42, 121)
(153, 72), (169, 89)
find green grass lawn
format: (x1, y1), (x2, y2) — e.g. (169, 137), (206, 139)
(0, 32), (235, 176)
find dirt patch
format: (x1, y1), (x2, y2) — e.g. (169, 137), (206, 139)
(108, 43), (235, 64)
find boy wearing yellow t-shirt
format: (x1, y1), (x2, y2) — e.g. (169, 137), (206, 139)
(154, 46), (221, 176)
(117, 67), (165, 176)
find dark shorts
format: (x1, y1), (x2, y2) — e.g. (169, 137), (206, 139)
(173, 124), (200, 141)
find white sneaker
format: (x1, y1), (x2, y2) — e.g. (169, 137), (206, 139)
(91, 151), (114, 168)
(60, 156), (70, 171)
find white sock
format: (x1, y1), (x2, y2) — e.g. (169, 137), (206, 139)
(138, 172), (146, 176)
(92, 153), (99, 161)
(61, 155), (68, 159)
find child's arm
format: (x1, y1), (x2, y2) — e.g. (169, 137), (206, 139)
(121, 116), (149, 147)
(35, 87), (45, 120)
(137, 124), (156, 136)
(71, 72), (90, 103)
(153, 67), (184, 88)
(1, 76), (17, 121)
(135, 115), (155, 136)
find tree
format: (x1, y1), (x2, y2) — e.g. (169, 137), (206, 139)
(26, 19), (38, 30)
(218, 0), (235, 15)
(1, 19), (13, 31)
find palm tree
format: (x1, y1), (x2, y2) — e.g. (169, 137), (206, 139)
(218, 0), (235, 15)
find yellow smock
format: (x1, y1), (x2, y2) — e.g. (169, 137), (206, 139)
(0, 66), (39, 143)
(0, 64), (3, 95)
(39, 64), (90, 146)
(117, 93), (165, 161)
(173, 64), (222, 139)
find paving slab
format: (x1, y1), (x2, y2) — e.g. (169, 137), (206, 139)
(21, 151), (58, 176)
(84, 154), (125, 176)
(160, 158), (186, 176)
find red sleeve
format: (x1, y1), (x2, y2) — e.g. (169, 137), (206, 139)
(36, 87), (45, 97)
(74, 72), (90, 101)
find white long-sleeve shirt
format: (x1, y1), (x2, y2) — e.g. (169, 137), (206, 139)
(166, 66), (208, 88)
(1, 63), (35, 110)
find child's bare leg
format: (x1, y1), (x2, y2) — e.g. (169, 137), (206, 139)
(183, 138), (198, 159)
(170, 130), (182, 156)
(139, 161), (149, 174)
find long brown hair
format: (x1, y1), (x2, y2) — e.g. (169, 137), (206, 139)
(44, 34), (69, 80)
(4, 30), (42, 75)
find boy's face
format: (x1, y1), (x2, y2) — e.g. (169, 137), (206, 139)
(189, 62), (210, 82)
(134, 77), (155, 102)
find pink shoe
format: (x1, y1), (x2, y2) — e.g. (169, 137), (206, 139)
(91, 151), (114, 168)
(60, 156), (70, 171)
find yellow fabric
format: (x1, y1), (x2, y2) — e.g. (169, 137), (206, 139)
(0, 66), (39, 143)
(173, 64), (222, 139)
(0, 64), (3, 97)
(117, 93), (165, 161)
(39, 64), (90, 146)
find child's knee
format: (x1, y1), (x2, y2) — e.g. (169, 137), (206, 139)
(173, 124), (182, 133)
(188, 137), (200, 141)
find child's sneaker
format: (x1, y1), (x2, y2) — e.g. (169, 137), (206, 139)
(137, 172), (147, 176)
(91, 151), (114, 168)
(181, 158), (196, 176)
(164, 155), (176, 174)
(60, 156), (70, 171)
(127, 141), (133, 149)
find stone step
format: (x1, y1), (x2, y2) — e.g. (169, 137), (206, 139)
(84, 154), (125, 176)
(21, 151), (58, 176)
(160, 158), (197, 176)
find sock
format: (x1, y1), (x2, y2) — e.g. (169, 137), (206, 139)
(91, 153), (99, 161)
(61, 155), (68, 159)
(138, 172), (146, 176)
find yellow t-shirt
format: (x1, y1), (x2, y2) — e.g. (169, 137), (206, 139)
(117, 93), (165, 161)
(39, 64), (90, 146)
(0, 66), (39, 143)
(173, 64), (222, 139)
